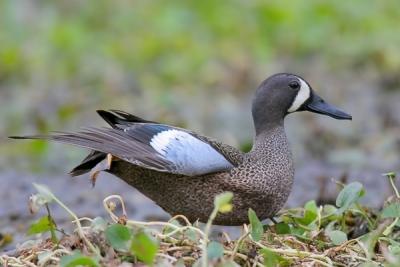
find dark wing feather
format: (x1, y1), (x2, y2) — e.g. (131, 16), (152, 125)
(97, 110), (154, 129)
(59, 126), (173, 171)
(69, 150), (106, 176)
(10, 110), (243, 176)
(70, 110), (155, 176)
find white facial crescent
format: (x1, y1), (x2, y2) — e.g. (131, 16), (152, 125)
(287, 79), (311, 113)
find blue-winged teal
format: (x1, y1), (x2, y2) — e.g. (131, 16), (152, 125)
(11, 73), (351, 225)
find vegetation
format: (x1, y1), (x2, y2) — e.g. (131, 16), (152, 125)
(1, 1), (400, 266)
(1, 173), (400, 266)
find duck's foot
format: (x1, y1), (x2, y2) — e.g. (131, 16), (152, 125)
(89, 153), (114, 187)
(106, 153), (113, 169)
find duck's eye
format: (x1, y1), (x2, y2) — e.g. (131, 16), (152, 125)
(289, 81), (300, 90)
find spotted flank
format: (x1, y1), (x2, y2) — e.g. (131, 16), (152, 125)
(287, 78), (311, 113)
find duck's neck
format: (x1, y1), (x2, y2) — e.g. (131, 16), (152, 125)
(251, 124), (289, 157)
(253, 119), (284, 137)
(251, 98), (285, 136)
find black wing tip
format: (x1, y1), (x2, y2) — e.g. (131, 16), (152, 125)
(96, 109), (127, 117)
(96, 109), (113, 121)
(96, 109), (108, 115)
(9, 135), (33, 139)
(69, 169), (87, 177)
(96, 110), (119, 128)
(9, 134), (52, 140)
(97, 109), (154, 126)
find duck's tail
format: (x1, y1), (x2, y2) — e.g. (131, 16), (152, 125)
(9, 110), (154, 177)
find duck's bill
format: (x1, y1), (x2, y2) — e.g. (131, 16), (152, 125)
(304, 93), (352, 120)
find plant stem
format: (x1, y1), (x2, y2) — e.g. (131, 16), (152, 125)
(45, 204), (58, 244)
(202, 207), (218, 267)
(354, 204), (375, 230)
(51, 194), (100, 257)
(383, 218), (399, 236)
(230, 231), (250, 261)
(389, 176), (400, 199)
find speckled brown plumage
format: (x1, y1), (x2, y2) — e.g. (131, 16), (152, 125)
(11, 73), (351, 226)
(110, 126), (293, 225)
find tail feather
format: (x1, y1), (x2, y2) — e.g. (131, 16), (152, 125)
(10, 127), (173, 173)
(9, 135), (50, 140)
(9, 110), (168, 176)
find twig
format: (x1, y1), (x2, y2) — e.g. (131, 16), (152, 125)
(253, 241), (335, 267)
(230, 231), (250, 261)
(201, 205), (219, 267)
(51, 193), (100, 257)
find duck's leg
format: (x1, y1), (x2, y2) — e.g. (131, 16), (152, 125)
(89, 153), (114, 187)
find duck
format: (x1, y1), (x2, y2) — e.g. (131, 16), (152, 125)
(11, 73), (351, 225)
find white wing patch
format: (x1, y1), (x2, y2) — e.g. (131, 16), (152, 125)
(288, 79), (311, 112)
(150, 129), (233, 176)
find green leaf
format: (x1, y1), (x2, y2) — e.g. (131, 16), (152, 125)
(322, 205), (338, 216)
(248, 208), (263, 241)
(27, 216), (56, 235)
(382, 203), (400, 218)
(131, 231), (159, 265)
(105, 224), (132, 252)
(327, 230), (348, 245)
(207, 241), (224, 260)
(185, 228), (199, 242)
(275, 222), (290, 234)
(336, 182), (365, 214)
(295, 209), (317, 226)
(90, 217), (108, 232)
(261, 248), (287, 267)
(289, 203), (318, 228)
(290, 227), (305, 236)
(304, 200), (318, 214)
(60, 251), (99, 267)
(162, 219), (182, 235)
(214, 192), (233, 213)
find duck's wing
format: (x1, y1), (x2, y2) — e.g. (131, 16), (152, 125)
(97, 110), (245, 166)
(11, 110), (243, 176)
(190, 133), (244, 166)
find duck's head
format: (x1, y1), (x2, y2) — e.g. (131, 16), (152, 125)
(252, 73), (351, 134)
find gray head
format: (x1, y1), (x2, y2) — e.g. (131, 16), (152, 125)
(252, 73), (351, 135)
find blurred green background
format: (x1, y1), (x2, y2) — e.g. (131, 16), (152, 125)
(1, 0), (400, 250)
(0, 0), (399, 186)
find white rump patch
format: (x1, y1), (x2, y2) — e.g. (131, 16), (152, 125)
(150, 129), (233, 176)
(287, 79), (311, 112)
